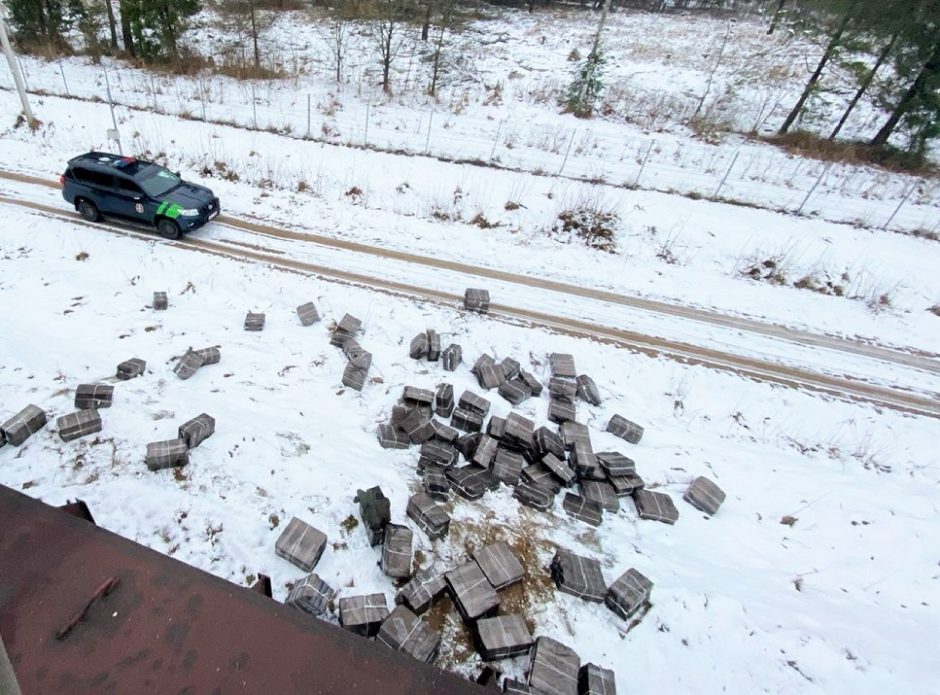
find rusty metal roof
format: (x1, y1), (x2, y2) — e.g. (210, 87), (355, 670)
(0, 485), (483, 694)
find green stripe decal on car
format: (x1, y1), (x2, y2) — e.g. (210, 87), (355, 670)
(157, 201), (183, 219)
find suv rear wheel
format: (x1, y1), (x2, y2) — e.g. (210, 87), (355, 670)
(157, 218), (181, 240)
(77, 198), (101, 222)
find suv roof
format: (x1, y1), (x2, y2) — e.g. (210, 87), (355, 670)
(68, 151), (151, 177)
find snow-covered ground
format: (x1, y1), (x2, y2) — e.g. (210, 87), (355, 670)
(1, 205), (938, 692)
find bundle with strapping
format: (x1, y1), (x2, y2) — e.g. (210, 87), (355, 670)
(429, 419), (458, 443)
(339, 593), (390, 637)
(503, 412), (535, 452)
(74, 384), (113, 410)
(548, 377), (578, 402)
(513, 481), (555, 511)
(520, 464), (561, 494)
(115, 357), (146, 380)
(580, 663), (617, 695)
(355, 486), (390, 547)
(596, 451), (635, 477)
(548, 399), (576, 424)
(570, 444), (603, 481)
(244, 312), (265, 331)
(381, 524), (414, 579)
(1, 405), (46, 447)
(549, 353), (577, 379)
(446, 466), (495, 500)
(606, 567), (652, 620)
(178, 413), (215, 449)
(492, 448), (525, 485)
(633, 489), (679, 524)
(434, 383), (454, 417)
(498, 378), (531, 405)
(396, 568), (448, 614)
(475, 614), (533, 661)
(542, 453), (576, 487)
(377, 605), (441, 663)
(471, 434), (499, 468)
(580, 480), (620, 513)
(195, 346), (221, 365)
(153, 291), (168, 310)
(487, 415), (506, 440)
(330, 313), (362, 347)
(296, 301), (320, 326)
(550, 549), (607, 603)
(285, 572), (334, 616)
(173, 349), (203, 380)
(406, 492), (450, 540)
(145, 438), (189, 471)
(576, 375), (602, 406)
(472, 354), (504, 390)
(535, 426), (566, 459)
(527, 636), (580, 695)
(518, 369), (542, 397)
(275, 516), (327, 572)
(423, 468), (450, 500)
(607, 414), (644, 444)
(419, 440), (458, 469)
(472, 541), (524, 590)
(451, 408), (484, 433)
(562, 493), (603, 527)
(684, 476), (726, 515)
(427, 329), (441, 361)
(57, 409), (102, 442)
(377, 423), (409, 449)
(463, 288), (490, 313)
(409, 332), (429, 359)
(608, 472), (645, 497)
(445, 561), (500, 622)
(442, 343), (462, 371)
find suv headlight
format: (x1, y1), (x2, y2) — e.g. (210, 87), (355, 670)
(179, 208), (200, 217)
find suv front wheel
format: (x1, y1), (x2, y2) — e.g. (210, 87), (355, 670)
(157, 218), (181, 240)
(77, 198), (101, 222)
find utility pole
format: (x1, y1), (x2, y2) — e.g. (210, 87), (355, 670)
(0, 2), (35, 125)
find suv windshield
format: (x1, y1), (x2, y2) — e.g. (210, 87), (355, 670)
(136, 165), (181, 198)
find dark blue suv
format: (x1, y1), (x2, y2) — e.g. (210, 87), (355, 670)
(61, 152), (220, 239)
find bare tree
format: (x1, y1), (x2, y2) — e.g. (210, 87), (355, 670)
(428, 0), (457, 96)
(373, 0), (409, 94)
(216, 0), (274, 71)
(319, 2), (354, 83)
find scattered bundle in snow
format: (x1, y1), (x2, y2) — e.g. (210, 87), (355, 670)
(472, 434), (499, 468)
(442, 343), (462, 371)
(286, 572), (334, 617)
(429, 419), (458, 443)
(244, 312), (265, 331)
(378, 605), (441, 663)
(472, 354), (504, 390)
(527, 636), (581, 695)
(403, 386), (434, 410)
(153, 291), (168, 310)
(518, 369), (542, 397)
(446, 561), (501, 622)
(57, 409), (101, 442)
(355, 486), (391, 546)
(377, 423), (409, 449)
(1, 405), (47, 446)
(447, 465), (495, 500)
(549, 353), (577, 379)
(74, 384), (113, 410)
(551, 549), (607, 603)
(409, 331), (430, 359)
(427, 330), (441, 361)
(492, 448), (525, 485)
(633, 489), (679, 524)
(535, 427), (566, 459)
(275, 516), (328, 572)
(563, 493), (603, 527)
(396, 568), (448, 614)
(115, 357), (146, 380)
(576, 375), (602, 406)
(521, 464), (561, 494)
(542, 452), (576, 487)
(548, 398), (577, 424)
(580, 664), (617, 695)
(452, 408), (484, 433)
(424, 467), (450, 500)
(498, 378), (532, 405)
(178, 413), (215, 448)
(514, 480), (555, 511)
(343, 339), (373, 371)
(608, 472), (645, 497)
(571, 443), (603, 481)
(684, 476), (726, 515)
(464, 288), (490, 314)
(296, 301), (320, 326)
(419, 440), (459, 469)
(458, 390), (491, 417)
(473, 541), (525, 590)
(173, 348), (204, 380)
(580, 480), (620, 513)
(145, 438), (189, 471)
(434, 383), (455, 417)
(503, 412), (535, 451)
(549, 377), (578, 402)
(607, 415), (644, 444)
(195, 346), (221, 365)
(381, 523), (414, 579)
(339, 593), (390, 637)
(330, 313), (362, 347)
(596, 451), (634, 478)
(487, 415), (506, 439)
(407, 492), (451, 540)
(606, 568), (653, 621)
(475, 614), (534, 661)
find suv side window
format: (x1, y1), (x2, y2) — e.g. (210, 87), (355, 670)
(73, 167), (113, 189)
(117, 177), (142, 196)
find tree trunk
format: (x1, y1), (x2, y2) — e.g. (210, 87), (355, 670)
(249, 0), (260, 69)
(778, 3), (854, 136)
(767, 0), (786, 35)
(829, 31), (898, 140)
(382, 23), (393, 93)
(105, 0), (119, 49)
(421, 0), (432, 41)
(161, 1), (178, 62)
(870, 37), (940, 147)
(119, 0), (136, 57)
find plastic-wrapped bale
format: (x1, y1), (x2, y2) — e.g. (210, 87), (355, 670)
(442, 343), (462, 371)
(606, 568), (652, 621)
(472, 434), (499, 469)
(343, 340), (372, 370)
(473, 541), (524, 590)
(518, 369), (543, 397)
(579, 664), (617, 695)
(424, 468), (450, 500)
(492, 448), (525, 485)
(499, 357), (521, 380)
(410, 420), (438, 446)
(607, 415), (644, 444)
(452, 408), (484, 433)
(381, 523), (414, 579)
(409, 332), (430, 359)
(498, 379), (531, 406)
(535, 427), (566, 459)
(560, 421), (591, 451)
(580, 480), (620, 513)
(570, 444), (604, 481)
(296, 301), (320, 326)
(57, 409), (102, 443)
(377, 423), (410, 449)
(178, 413), (215, 449)
(447, 466), (495, 500)
(504, 413), (535, 452)
(548, 377), (578, 402)
(504, 679), (539, 694)
(521, 465), (561, 494)
(355, 486), (391, 547)
(548, 399), (577, 425)
(513, 481), (555, 512)
(195, 346), (221, 365)
(244, 312), (265, 331)
(433, 383), (454, 417)
(549, 353), (577, 379)
(407, 492), (451, 540)
(145, 438), (189, 471)
(400, 409), (430, 443)
(173, 349), (202, 380)
(487, 415), (506, 440)
(419, 440), (459, 469)
(330, 313), (362, 347)
(153, 291), (168, 310)
(596, 452), (635, 477)
(633, 489), (679, 524)
(459, 390), (491, 417)
(446, 561), (501, 622)
(608, 473), (645, 497)
(286, 572), (334, 617)
(403, 386), (434, 408)
(550, 549), (606, 603)
(455, 432), (482, 461)
(396, 569), (448, 614)
(684, 476), (726, 515)
(342, 362), (368, 391)
(116, 358), (146, 380)
(464, 288), (490, 313)
(472, 355), (504, 390)
(542, 453), (576, 487)
(575, 375), (602, 406)
(339, 593), (390, 637)
(563, 493), (603, 527)
(476, 614), (534, 661)
(1, 405), (46, 447)
(430, 419), (459, 443)
(528, 637), (580, 695)
(275, 516), (328, 571)
(378, 605), (441, 663)
(427, 329), (441, 361)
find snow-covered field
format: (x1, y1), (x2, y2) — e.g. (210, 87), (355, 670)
(2, 4), (940, 693)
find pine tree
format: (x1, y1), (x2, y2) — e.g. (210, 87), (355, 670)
(121, 0), (200, 63)
(565, 0), (609, 118)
